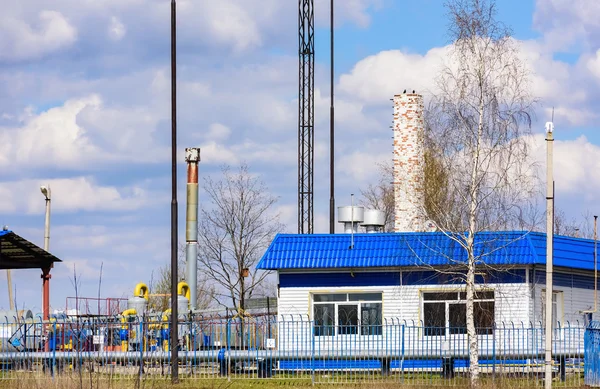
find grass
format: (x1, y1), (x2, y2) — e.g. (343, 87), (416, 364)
(0, 371), (589, 389)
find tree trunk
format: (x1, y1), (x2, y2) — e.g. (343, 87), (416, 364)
(466, 92), (485, 387)
(466, 248), (479, 386)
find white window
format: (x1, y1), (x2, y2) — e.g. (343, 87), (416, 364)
(312, 292), (382, 336)
(541, 290), (563, 329)
(422, 290), (495, 336)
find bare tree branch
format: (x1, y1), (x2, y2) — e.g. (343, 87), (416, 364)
(197, 163), (283, 315)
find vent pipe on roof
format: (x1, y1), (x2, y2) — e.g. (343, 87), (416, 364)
(361, 210), (385, 233)
(338, 206), (364, 234)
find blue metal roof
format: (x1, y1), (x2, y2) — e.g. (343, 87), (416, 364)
(256, 231), (597, 272)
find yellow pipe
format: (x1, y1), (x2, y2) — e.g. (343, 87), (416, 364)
(134, 283), (149, 300)
(162, 309), (171, 351)
(177, 281), (190, 301)
(120, 308), (137, 351)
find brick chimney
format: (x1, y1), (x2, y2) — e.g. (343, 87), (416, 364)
(393, 93), (425, 232)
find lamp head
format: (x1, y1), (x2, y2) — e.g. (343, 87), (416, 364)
(40, 185), (50, 199)
(545, 121), (554, 134)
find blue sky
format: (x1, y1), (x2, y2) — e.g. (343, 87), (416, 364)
(1, 0), (600, 312)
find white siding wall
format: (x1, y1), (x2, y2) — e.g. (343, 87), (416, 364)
(276, 281), (533, 355)
(278, 283), (530, 325)
(531, 282), (599, 326)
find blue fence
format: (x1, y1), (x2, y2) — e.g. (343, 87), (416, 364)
(0, 314), (587, 386)
(585, 321), (600, 387)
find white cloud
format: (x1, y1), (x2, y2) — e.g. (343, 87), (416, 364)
(0, 177), (164, 214)
(338, 47), (450, 104)
(586, 49), (600, 81)
(0, 94), (168, 169)
(198, 141), (240, 165)
(527, 134), (600, 199)
(205, 123), (231, 142)
(533, 0), (600, 52)
(0, 10), (77, 62)
(108, 16), (126, 41)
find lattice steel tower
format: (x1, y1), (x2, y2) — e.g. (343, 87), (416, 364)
(298, 0), (314, 234)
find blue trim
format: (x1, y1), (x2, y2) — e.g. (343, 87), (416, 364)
(402, 269), (526, 285)
(279, 272), (400, 288)
(279, 270), (526, 288)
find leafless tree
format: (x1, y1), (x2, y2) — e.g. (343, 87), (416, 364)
(422, 0), (537, 385)
(360, 134), (452, 231)
(359, 162), (395, 231)
(197, 163), (283, 316)
(552, 208), (595, 239)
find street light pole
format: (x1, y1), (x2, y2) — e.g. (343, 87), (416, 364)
(544, 121), (554, 389)
(170, 0), (179, 384)
(40, 185), (52, 352)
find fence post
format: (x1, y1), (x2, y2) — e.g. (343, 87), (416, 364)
(139, 320), (144, 379)
(52, 320), (56, 377)
(559, 355), (566, 382)
(401, 322), (405, 383)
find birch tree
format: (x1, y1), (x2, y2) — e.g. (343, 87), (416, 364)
(424, 0), (537, 385)
(197, 163), (283, 316)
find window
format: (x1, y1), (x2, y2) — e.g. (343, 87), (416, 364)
(313, 292), (382, 336)
(541, 290), (563, 330)
(422, 290), (495, 336)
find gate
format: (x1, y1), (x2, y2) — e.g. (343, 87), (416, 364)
(585, 321), (600, 386)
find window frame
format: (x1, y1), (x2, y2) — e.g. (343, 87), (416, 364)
(312, 292), (383, 337)
(541, 289), (564, 331)
(422, 290), (495, 337)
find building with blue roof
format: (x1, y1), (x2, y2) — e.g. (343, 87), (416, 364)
(257, 231), (598, 345)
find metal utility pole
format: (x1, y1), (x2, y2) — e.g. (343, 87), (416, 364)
(40, 186), (52, 310)
(185, 148), (200, 311)
(40, 185), (52, 352)
(6, 270), (13, 310)
(170, 0), (179, 383)
(298, 0), (314, 234)
(4, 234), (13, 310)
(329, 0), (335, 234)
(544, 120), (554, 389)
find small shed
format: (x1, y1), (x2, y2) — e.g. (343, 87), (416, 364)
(257, 231), (597, 342)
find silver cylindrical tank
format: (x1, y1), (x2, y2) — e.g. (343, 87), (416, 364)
(167, 296), (190, 316)
(362, 210), (386, 233)
(338, 206), (364, 233)
(177, 295), (189, 314)
(0, 310), (34, 352)
(127, 297), (147, 315)
(0, 310), (33, 323)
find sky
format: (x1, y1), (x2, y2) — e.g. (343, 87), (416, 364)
(1, 0), (600, 313)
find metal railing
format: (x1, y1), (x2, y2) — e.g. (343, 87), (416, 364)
(0, 314), (586, 386)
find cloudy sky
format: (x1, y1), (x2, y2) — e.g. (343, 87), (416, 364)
(1, 0), (600, 313)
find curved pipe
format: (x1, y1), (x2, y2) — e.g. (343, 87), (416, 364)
(177, 281), (190, 301)
(121, 308), (137, 324)
(134, 283), (149, 300)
